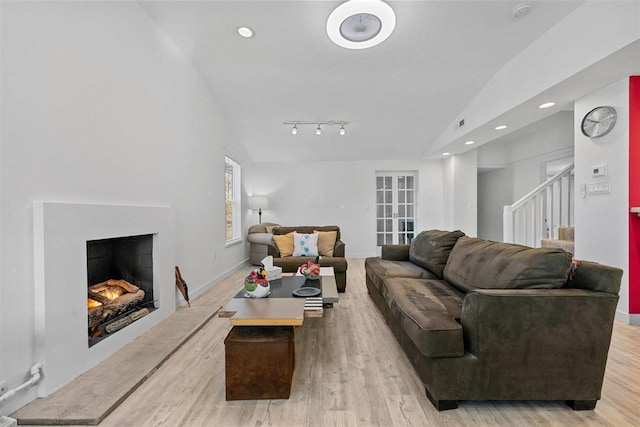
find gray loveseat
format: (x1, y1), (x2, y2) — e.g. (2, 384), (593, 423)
(365, 230), (622, 411)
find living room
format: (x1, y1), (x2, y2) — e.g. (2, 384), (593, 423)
(1, 0), (640, 425)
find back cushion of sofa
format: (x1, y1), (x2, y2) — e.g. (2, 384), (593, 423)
(443, 236), (572, 292)
(409, 230), (465, 279)
(273, 226), (341, 241)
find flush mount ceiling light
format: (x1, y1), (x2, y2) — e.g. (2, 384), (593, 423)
(237, 26), (254, 38)
(327, 0), (396, 49)
(495, 125), (508, 130)
(538, 102), (556, 109)
(464, 140), (475, 145)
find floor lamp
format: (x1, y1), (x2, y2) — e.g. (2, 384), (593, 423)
(249, 196), (269, 224)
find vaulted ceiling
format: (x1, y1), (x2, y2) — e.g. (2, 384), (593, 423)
(139, 1), (633, 163)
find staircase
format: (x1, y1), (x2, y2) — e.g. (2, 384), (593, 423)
(503, 162), (574, 249)
(541, 226), (574, 255)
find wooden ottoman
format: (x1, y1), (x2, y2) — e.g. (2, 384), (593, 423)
(224, 326), (295, 400)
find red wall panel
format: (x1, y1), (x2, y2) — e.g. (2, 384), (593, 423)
(629, 76), (640, 313)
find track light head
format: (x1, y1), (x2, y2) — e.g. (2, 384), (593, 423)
(316, 125), (322, 135)
(340, 125), (346, 136)
(292, 124), (298, 135)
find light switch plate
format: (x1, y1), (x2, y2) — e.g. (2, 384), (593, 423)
(586, 181), (611, 195)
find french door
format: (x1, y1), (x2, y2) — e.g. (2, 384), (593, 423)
(376, 172), (416, 246)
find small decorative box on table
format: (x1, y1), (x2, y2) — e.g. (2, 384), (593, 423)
(224, 326), (295, 400)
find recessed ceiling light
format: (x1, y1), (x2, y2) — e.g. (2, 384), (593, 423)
(495, 125), (508, 130)
(237, 27), (254, 38)
(442, 152), (451, 156)
(538, 102), (555, 109)
(327, 0), (396, 49)
(464, 140), (475, 145)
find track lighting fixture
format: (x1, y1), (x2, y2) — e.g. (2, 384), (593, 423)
(284, 121), (349, 136)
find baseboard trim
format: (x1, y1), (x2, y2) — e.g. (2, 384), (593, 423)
(615, 310), (640, 326)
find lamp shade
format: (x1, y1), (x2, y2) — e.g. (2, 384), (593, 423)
(249, 196), (269, 210)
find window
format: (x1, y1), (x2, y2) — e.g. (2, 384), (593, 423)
(225, 156), (242, 244)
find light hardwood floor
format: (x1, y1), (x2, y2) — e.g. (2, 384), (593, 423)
(81, 259), (640, 426)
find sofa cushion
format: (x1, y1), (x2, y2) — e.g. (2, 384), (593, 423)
(293, 232), (319, 257)
(381, 277), (464, 357)
(315, 230), (337, 257)
(272, 232), (294, 257)
(409, 230), (465, 278)
(273, 225), (341, 241)
(443, 236), (572, 293)
(365, 257), (439, 293)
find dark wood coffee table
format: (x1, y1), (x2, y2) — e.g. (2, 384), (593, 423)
(219, 267), (338, 399)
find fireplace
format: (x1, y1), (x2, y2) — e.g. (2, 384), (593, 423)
(86, 234), (157, 346)
(34, 202), (175, 397)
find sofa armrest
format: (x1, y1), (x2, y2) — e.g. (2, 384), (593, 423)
(247, 233), (273, 245)
(381, 244), (410, 261)
(460, 288), (619, 397)
(333, 240), (346, 257)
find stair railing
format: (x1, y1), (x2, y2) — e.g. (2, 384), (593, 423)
(503, 162), (574, 246)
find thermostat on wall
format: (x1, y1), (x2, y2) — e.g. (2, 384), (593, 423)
(592, 164), (607, 177)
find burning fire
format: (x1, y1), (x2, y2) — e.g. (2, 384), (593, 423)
(87, 286), (125, 308)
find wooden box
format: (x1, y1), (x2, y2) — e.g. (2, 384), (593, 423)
(224, 326), (295, 400)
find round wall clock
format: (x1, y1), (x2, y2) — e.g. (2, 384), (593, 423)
(581, 106), (617, 138)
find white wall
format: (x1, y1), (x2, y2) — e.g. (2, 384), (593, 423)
(244, 160), (444, 257)
(574, 78), (630, 319)
(0, 2), (251, 413)
(477, 112), (575, 241)
(442, 150), (477, 236)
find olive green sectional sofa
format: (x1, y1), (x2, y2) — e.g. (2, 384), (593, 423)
(365, 230), (622, 411)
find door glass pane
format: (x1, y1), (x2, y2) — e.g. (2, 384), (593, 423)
(407, 220), (414, 231)
(377, 205), (384, 217)
(407, 176), (414, 189)
(398, 191), (405, 203)
(377, 219), (384, 232)
(399, 234), (406, 244)
(408, 205), (414, 217)
(376, 176), (384, 189)
(376, 191), (384, 204)
(385, 177), (392, 188)
(399, 205), (405, 217)
(386, 219), (392, 231)
(398, 176), (405, 189)
(377, 234), (384, 246)
(385, 191), (392, 203)
(385, 234), (393, 244)
(407, 190), (414, 203)
(385, 205), (392, 217)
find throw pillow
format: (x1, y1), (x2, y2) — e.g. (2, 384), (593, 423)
(293, 232), (319, 257)
(314, 230), (337, 257)
(272, 232), (295, 257)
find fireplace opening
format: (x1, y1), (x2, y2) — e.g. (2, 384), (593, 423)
(87, 234), (156, 347)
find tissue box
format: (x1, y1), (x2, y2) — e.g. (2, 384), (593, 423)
(265, 266), (282, 281)
(261, 255), (282, 281)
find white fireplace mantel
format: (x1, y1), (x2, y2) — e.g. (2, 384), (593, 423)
(33, 202), (175, 396)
